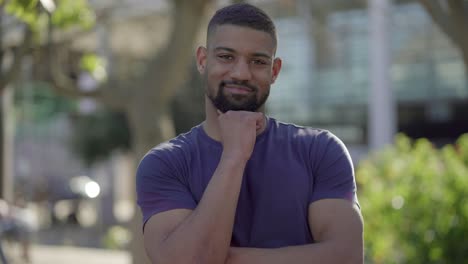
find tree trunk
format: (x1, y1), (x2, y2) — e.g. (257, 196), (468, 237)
(0, 87), (14, 201)
(127, 104), (176, 264)
(0, 93), (3, 199)
(463, 52), (468, 90)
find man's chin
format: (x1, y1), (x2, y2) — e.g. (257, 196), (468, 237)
(209, 92), (260, 112)
(219, 104), (259, 113)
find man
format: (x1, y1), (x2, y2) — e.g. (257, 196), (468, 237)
(136, 3), (363, 264)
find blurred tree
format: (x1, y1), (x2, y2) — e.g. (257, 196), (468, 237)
(357, 133), (468, 263)
(171, 63), (205, 135)
(418, 0), (468, 79)
(48, 1), (213, 263)
(70, 110), (131, 166)
(0, 0), (95, 199)
(49, 0), (212, 159)
(305, 0), (367, 68)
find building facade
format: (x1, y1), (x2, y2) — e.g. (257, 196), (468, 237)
(266, 1), (467, 160)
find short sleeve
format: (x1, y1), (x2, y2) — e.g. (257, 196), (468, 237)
(309, 131), (358, 206)
(136, 147), (197, 229)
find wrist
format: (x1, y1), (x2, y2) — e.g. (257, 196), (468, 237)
(227, 247), (266, 264)
(220, 151), (250, 166)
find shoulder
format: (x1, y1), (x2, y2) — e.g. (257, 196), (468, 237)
(269, 118), (350, 164)
(143, 126), (200, 160)
(269, 118), (340, 146)
(137, 126), (200, 178)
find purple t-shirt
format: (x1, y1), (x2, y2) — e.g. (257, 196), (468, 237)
(136, 117), (357, 247)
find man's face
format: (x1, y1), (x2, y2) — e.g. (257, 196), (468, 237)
(197, 24), (282, 112)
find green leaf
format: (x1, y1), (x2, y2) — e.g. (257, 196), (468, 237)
(51, 0), (95, 29)
(80, 54), (107, 81)
(5, 0), (40, 26)
(357, 134), (468, 263)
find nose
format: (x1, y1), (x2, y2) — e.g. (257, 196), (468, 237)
(230, 59), (252, 81)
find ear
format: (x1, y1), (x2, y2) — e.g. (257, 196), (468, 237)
(271, 57), (282, 84)
(196, 46), (207, 74)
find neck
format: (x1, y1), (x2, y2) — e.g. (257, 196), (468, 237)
(202, 96), (267, 141)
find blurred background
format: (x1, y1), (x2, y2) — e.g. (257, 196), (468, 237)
(0, 0), (466, 263)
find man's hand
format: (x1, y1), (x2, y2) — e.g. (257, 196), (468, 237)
(217, 110), (265, 162)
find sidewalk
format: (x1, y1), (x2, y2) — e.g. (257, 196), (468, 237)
(10, 245), (131, 264)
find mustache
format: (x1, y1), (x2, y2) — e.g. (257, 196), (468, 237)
(220, 80), (258, 92)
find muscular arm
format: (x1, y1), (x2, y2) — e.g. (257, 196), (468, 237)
(142, 111), (264, 264)
(226, 199), (364, 264)
(144, 156), (245, 264)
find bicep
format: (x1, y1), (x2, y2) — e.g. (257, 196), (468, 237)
(136, 151), (196, 229)
(308, 199), (363, 261)
(143, 209), (193, 260)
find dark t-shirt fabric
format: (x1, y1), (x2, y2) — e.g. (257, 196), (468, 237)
(136, 117), (358, 247)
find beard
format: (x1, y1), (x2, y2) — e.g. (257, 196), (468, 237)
(207, 80), (270, 113)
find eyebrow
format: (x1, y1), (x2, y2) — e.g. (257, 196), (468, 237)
(214, 46), (273, 60)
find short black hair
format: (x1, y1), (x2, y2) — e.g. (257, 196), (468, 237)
(207, 3), (277, 47)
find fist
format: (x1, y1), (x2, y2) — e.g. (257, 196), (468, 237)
(217, 110), (264, 162)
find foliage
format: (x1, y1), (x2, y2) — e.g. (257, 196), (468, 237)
(70, 110), (131, 166)
(4, 0), (40, 26)
(14, 81), (76, 122)
(102, 225), (132, 250)
(357, 134), (468, 263)
(80, 53), (107, 81)
(51, 0), (95, 29)
(3, 0), (95, 30)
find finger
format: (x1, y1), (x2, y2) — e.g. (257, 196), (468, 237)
(255, 112), (264, 122)
(217, 110), (223, 116)
(255, 114), (264, 130)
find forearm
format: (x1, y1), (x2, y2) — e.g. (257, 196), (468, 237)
(227, 242), (363, 264)
(158, 155), (246, 264)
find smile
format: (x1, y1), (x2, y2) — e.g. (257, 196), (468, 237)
(224, 85), (253, 95)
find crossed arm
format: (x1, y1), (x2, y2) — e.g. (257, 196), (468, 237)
(226, 199), (363, 264)
(143, 164), (364, 264)
(142, 113), (363, 263)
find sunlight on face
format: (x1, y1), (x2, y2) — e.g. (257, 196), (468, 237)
(201, 25), (281, 112)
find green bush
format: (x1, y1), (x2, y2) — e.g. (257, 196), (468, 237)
(102, 225), (132, 250)
(357, 134), (468, 263)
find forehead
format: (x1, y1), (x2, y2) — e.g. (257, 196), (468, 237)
(207, 24), (276, 56)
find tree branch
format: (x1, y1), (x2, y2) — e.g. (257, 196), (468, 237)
(418, 0), (463, 49)
(48, 46), (100, 96)
(46, 13), (134, 111)
(419, 0), (468, 72)
(141, 0), (213, 106)
(44, 9), (98, 99)
(48, 41), (134, 111)
(446, 0), (468, 48)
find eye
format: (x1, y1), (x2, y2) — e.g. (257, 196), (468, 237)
(251, 59), (268, 65)
(218, 54), (234, 61)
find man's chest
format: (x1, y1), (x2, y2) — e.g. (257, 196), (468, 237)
(188, 147), (312, 205)
(187, 147), (314, 246)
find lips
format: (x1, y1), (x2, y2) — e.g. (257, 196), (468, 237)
(225, 85), (253, 95)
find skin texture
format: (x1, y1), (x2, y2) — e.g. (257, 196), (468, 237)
(142, 24), (364, 264)
(201, 24), (281, 113)
(200, 24), (281, 142)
